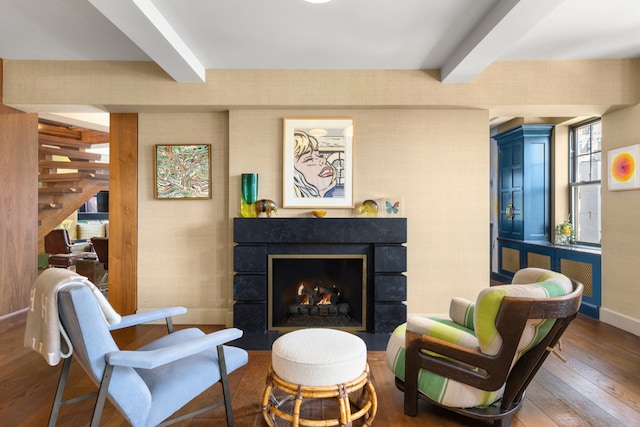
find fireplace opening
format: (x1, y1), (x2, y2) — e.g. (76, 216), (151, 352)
(268, 254), (366, 332)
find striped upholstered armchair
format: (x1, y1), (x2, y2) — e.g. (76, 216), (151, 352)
(386, 268), (583, 426)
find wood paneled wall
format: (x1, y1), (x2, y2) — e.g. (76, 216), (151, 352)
(0, 58), (38, 320)
(108, 113), (138, 314)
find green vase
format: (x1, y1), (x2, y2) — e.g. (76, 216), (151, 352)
(241, 173), (258, 218)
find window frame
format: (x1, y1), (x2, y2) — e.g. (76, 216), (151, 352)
(569, 118), (601, 247)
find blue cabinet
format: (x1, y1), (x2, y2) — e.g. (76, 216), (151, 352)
(497, 239), (601, 319)
(494, 124), (600, 318)
(494, 125), (553, 241)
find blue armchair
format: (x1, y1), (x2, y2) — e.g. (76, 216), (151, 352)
(47, 280), (248, 427)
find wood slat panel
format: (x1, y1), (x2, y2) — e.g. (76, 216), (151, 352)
(108, 113), (138, 315)
(0, 103), (38, 318)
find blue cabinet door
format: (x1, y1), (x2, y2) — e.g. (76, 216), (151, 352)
(499, 141), (523, 238)
(495, 125), (552, 241)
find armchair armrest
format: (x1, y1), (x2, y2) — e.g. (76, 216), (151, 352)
(405, 329), (512, 391)
(106, 328), (243, 369)
(108, 307), (187, 331)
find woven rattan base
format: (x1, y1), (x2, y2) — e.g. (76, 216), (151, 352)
(262, 363), (377, 426)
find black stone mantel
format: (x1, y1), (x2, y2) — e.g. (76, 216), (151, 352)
(233, 217), (407, 334)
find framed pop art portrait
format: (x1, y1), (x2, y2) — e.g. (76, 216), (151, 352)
(154, 144), (212, 199)
(283, 118), (354, 208)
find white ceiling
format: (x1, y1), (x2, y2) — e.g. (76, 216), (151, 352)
(2, 0), (640, 81)
(1, 0), (640, 126)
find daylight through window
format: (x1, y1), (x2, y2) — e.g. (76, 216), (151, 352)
(570, 119), (601, 245)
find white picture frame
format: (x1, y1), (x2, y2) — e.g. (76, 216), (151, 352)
(283, 118), (354, 208)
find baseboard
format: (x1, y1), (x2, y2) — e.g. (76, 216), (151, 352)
(578, 302), (600, 319)
(136, 307), (228, 325)
(0, 307), (28, 334)
(600, 308), (640, 337)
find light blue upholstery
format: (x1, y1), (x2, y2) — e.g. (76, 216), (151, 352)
(109, 306), (187, 331)
(56, 284), (248, 427)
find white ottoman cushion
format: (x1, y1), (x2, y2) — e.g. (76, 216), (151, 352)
(272, 328), (367, 386)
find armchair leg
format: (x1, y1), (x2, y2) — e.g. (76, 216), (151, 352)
(403, 349), (420, 416)
(48, 357), (72, 427)
(217, 345), (234, 427)
(165, 317), (175, 334)
(403, 384), (419, 417)
(495, 415), (512, 427)
(91, 364), (114, 427)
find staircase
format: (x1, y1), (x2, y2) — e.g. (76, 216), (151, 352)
(38, 121), (109, 254)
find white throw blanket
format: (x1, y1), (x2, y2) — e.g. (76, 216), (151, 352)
(24, 268), (122, 366)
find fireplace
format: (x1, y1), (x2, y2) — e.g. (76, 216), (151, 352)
(269, 254), (366, 332)
(233, 217), (407, 334)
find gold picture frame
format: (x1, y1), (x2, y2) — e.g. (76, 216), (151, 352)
(154, 144), (212, 199)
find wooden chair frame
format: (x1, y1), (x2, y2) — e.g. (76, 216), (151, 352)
(398, 280), (583, 427)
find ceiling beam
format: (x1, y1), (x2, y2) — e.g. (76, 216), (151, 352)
(441, 0), (567, 83)
(89, 0), (205, 82)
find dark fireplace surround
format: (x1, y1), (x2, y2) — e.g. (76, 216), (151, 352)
(233, 218), (407, 334)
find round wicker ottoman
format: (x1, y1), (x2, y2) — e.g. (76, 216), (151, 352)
(262, 328), (377, 426)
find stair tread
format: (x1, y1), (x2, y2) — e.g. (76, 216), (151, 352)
(38, 187), (83, 194)
(39, 145), (103, 161)
(39, 172), (109, 182)
(39, 160), (110, 170)
(38, 133), (94, 149)
(38, 203), (63, 210)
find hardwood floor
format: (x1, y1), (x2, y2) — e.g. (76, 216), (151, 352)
(1, 315), (639, 426)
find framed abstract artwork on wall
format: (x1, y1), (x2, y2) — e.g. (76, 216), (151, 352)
(283, 118), (354, 208)
(154, 144), (212, 199)
(608, 144), (640, 191)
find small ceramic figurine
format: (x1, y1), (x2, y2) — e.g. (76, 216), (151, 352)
(359, 199), (378, 217)
(254, 199), (278, 217)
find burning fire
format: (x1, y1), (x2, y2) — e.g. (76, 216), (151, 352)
(317, 294), (332, 305)
(296, 281), (340, 306)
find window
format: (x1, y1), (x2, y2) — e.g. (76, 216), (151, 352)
(570, 119), (601, 245)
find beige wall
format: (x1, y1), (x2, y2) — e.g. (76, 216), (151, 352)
(228, 109), (490, 320)
(3, 59), (640, 334)
(137, 112), (231, 323)
(601, 105), (640, 335)
(134, 108), (489, 323)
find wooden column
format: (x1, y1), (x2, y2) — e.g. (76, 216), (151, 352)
(108, 113), (138, 314)
(0, 58), (38, 324)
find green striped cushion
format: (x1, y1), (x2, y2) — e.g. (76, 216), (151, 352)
(385, 322), (502, 407)
(386, 268), (572, 408)
(449, 297), (475, 330)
